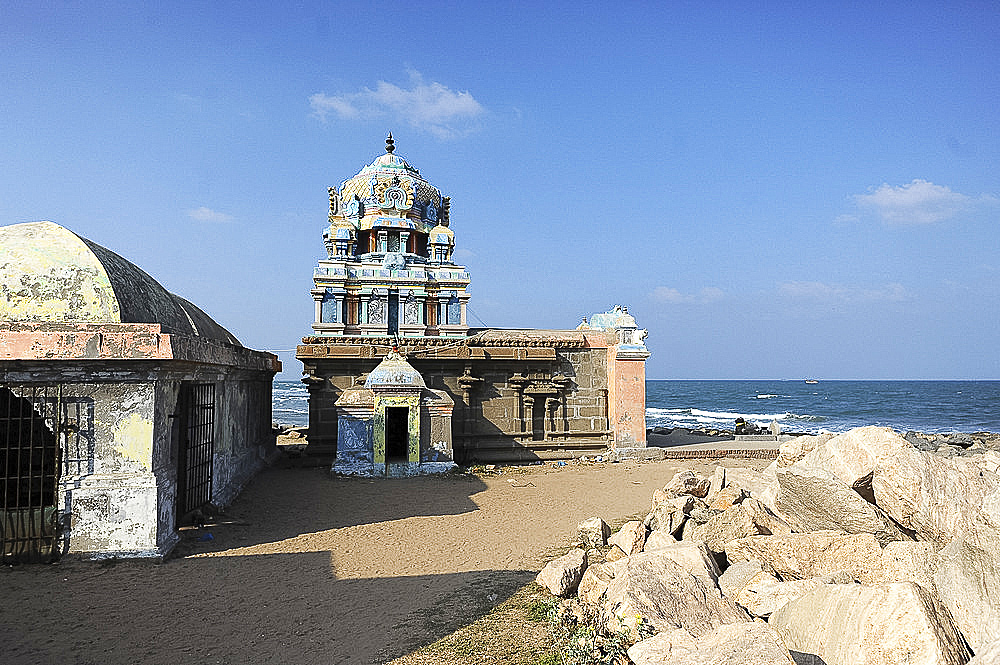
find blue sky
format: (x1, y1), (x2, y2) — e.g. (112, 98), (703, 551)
(3, 1), (998, 380)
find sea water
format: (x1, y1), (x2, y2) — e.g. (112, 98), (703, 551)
(272, 380), (1000, 434)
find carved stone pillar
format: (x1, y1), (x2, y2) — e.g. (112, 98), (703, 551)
(311, 288), (325, 323)
(508, 373), (529, 435)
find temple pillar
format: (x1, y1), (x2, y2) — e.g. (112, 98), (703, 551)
(606, 343), (650, 448)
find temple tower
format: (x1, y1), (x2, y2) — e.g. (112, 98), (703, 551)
(311, 134), (471, 338)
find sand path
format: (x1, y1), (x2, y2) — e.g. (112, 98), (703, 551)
(0, 458), (745, 665)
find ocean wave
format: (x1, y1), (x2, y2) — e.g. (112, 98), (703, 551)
(755, 394), (780, 399)
(691, 408), (791, 421)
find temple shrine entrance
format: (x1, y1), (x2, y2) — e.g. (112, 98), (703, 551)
(531, 400), (546, 441)
(385, 406), (409, 461)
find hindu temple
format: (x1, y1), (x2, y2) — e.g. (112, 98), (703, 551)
(298, 136), (651, 476)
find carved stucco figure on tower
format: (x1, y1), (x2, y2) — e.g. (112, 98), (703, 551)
(313, 134), (471, 338)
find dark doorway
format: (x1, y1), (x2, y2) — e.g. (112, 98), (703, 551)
(531, 399), (546, 441)
(176, 383), (215, 524)
(387, 290), (399, 335)
(1, 386), (61, 563)
(385, 407), (409, 461)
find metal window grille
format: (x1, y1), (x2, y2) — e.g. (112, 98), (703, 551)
(177, 383), (215, 521)
(1, 385), (63, 563)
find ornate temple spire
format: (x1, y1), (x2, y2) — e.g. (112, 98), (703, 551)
(385, 132), (395, 154)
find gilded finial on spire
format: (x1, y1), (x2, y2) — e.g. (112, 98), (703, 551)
(385, 132), (395, 154)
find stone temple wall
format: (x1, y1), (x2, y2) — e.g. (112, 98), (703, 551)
(298, 334), (625, 464)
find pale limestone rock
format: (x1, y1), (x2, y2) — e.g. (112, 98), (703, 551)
(609, 520), (647, 556)
(734, 575), (845, 619)
(776, 432), (835, 468)
(718, 559), (770, 599)
(879, 540), (939, 589)
(627, 623), (795, 665)
(663, 470), (712, 499)
(769, 582), (972, 665)
(536, 547), (588, 597)
(976, 451), (1000, 475)
(969, 637), (1000, 665)
(707, 485), (747, 511)
(645, 499), (688, 537)
(724, 466), (777, 504)
(872, 446), (1000, 551)
(577, 560), (617, 606)
(643, 529), (678, 551)
(796, 426), (912, 486)
(705, 465), (726, 502)
(578, 516), (610, 548)
(932, 540), (1000, 653)
(646, 540), (722, 588)
(685, 498), (790, 554)
(878, 539), (1000, 653)
(774, 465), (910, 546)
(725, 531), (881, 584)
(601, 551), (750, 640)
(605, 544), (628, 562)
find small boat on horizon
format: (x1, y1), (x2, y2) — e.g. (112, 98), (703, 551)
(804, 379), (819, 384)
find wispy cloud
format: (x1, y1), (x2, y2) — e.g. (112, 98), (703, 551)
(188, 206), (234, 223)
(778, 281), (908, 303)
(651, 286), (725, 304)
(309, 70), (485, 139)
(853, 179), (979, 225)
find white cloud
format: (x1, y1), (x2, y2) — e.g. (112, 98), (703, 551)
(188, 206), (234, 223)
(652, 286), (725, 304)
(309, 70), (485, 139)
(853, 179), (970, 225)
(778, 281), (908, 303)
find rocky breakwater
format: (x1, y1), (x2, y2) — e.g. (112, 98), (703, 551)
(535, 426), (1000, 664)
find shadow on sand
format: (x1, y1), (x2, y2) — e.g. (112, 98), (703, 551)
(0, 465), (531, 665)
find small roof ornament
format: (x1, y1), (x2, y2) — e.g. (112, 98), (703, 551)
(385, 132), (395, 154)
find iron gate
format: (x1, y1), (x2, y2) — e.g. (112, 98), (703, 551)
(177, 383), (215, 522)
(1, 385), (63, 563)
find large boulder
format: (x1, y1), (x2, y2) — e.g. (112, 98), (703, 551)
(725, 531), (882, 584)
(684, 498), (790, 554)
(577, 560), (620, 606)
(578, 516), (611, 548)
(643, 529), (679, 551)
(734, 574), (849, 619)
(969, 637), (1000, 665)
(536, 548), (588, 597)
(769, 582), (972, 665)
(880, 539), (1000, 653)
(795, 426), (912, 486)
(717, 559), (770, 600)
(774, 465), (910, 546)
(775, 433), (835, 468)
(627, 623), (795, 665)
(601, 550), (749, 639)
(872, 445), (1000, 550)
(609, 520), (648, 556)
(645, 497), (692, 537)
(663, 470), (712, 499)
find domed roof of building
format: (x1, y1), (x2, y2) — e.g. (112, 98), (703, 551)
(337, 134), (444, 220)
(0, 221), (241, 345)
(364, 349), (426, 389)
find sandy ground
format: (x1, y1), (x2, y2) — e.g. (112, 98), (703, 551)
(0, 454), (766, 665)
